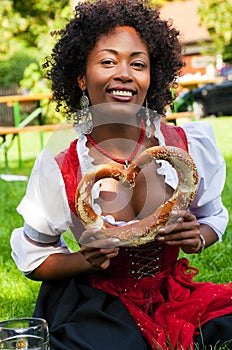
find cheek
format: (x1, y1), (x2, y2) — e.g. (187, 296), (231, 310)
(86, 70), (107, 91)
(140, 75), (150, 98)
(144, 74), (151, 90)
(138, 70), (150, 89)
(85, 73), (104, 101)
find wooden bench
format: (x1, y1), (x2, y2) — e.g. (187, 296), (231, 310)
(0, 94), (55, 169)
(0, 93), (52, 104)
(0, 124), (74, 169)
(0, 124), (59, 136)
(0, 124), (60, 169)
(165, 111), (196, 124)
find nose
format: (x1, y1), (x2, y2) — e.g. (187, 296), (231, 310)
(114, 61), (133, 82)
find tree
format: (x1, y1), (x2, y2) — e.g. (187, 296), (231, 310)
(198, 0), (232, 63)
(0, 0), (70, 87)
(1, 0), (70, 58)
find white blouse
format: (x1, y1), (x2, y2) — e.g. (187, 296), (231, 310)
(10, 120), (228, 274)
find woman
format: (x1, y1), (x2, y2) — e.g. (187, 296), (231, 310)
(11, 1), (232, 349)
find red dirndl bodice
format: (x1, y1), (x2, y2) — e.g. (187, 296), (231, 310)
(56, 122), (232, 350)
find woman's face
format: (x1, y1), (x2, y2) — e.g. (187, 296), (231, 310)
(78, 26), (150, 109)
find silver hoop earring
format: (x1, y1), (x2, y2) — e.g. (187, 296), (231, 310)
(73, 91), (93, 134)
(145, 99), (152, 138)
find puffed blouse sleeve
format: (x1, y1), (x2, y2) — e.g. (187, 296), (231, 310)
(182, 121), (228, 241)
(10, 148), (73, 275)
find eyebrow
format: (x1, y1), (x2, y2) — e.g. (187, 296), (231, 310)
(96, 49), (149, 57)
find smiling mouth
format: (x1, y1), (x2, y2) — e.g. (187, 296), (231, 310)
(108, 89), (135, 97)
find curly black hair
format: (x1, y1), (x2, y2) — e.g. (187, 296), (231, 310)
(45, 0), (184, 117)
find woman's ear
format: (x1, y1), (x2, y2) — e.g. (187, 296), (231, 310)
(77, 75), (87, 91)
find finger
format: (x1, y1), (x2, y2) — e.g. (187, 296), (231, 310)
(105, 249), (119, 259)
(170, 209), (186, 217)
(80, 236), (120, 248)
(181, 210), (196, 222)
(158, 211), (187, 234)
(158, 215), (198, 235)
(164, 235), (199, 246)
(87, 255), (112, 270)
(85, 238), (121, 248)
(79, 230), (121, 248)
(157, 226), (199, 242)
(167, 210), (196, 226)
(168, 209), (186, 223)
(166, 236), (202, 254)
(81, 246), (119, 262)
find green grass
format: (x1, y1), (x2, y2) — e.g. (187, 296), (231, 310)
(0, 117), (231, 326)
(180, 116), (232, 283)
(0, 166), (41, 320)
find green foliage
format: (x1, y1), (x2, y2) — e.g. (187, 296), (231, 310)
(0, 0), (71, 92)
(4, 0), (69, 48)
(198, 0), (232, 62)
(19, 63), (45, 92)
(0, 51), (38, 88)
(223, 38), (232, 64)
(18, 63), (65, 124)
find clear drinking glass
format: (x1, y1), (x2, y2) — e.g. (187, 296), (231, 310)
(0, 318), (49, 350)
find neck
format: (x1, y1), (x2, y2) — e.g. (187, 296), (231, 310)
(86, 119), (146, 168)
(90, 105), (140, 141)
(90, 121), (141, 143)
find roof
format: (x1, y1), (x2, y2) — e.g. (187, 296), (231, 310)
(160, 0), (210, 44)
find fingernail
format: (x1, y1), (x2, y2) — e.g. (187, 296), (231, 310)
(111, 238), (120, 242)
(158, 228), (165, 233)
(177, 217), (184, 223)
(157, 236), (165, 241)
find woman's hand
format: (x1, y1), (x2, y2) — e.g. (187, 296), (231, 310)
(80, 244), (120, 270)
(156, 210), (202, 254)
(79, 228), (121, 270)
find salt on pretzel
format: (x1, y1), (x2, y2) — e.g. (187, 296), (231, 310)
(75, 146), (198, 247)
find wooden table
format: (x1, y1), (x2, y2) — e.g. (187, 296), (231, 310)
(0, 93), (53, 168)
(179, 77), (224, 90)
(165, 111), (196, 124)
(0, 124), (58, 135)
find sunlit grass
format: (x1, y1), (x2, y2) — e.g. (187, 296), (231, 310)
(0, 173), (41, 320)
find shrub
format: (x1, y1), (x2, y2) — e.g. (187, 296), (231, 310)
(0, 51), (38, 88)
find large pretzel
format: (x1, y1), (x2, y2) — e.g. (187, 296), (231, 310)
(75, 146), (198, 247)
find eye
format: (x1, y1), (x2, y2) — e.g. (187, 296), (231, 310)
(131, 61), (147, 69)
(101, 59), (116, 67)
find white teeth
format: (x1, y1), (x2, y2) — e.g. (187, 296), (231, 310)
(111, 90), (133, 97)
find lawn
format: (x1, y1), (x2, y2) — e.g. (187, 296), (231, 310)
(0, 116), (231, 321)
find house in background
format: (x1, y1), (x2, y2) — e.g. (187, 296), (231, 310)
(160, 0), (220, 79)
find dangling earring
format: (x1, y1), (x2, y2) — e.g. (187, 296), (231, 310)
(145, 99), (152, 138)
(73, 90), (93, 134)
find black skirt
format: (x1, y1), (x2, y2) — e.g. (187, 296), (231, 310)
(33, 277), (232, 350)
(33, 277), (148, 350)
